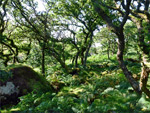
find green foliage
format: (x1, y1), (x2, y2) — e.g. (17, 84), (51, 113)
(3, 55), (123, 112)
(2, 0), (150, 112)
(8, 69), (138, 113)
(136, 94), (150, 112)
(1, 53), (149, 113)
(0, 35), (7, 42)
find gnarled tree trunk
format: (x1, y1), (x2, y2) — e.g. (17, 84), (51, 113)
(116, 32), (141, 94)
(140, 54), (150, 98)
(91, 0), (142, 95)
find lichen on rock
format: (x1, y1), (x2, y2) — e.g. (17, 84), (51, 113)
(0, 82), (19, 95)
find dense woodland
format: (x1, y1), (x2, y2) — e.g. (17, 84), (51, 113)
(1, 0), (150, 112)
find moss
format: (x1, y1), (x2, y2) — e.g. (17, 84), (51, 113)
(0, 70), (12, 83)
(9, 66), (52, 92)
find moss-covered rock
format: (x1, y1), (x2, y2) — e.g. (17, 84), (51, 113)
(0, 66), (52, 107)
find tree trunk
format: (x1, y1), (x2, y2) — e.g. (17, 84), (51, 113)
(83, 35), (93, 68)
(140, 54), (150, 98)
(91, 0), (141, 95)
(81, 51), (84, 65)
(41, 42), (45, 76)
(48, 46), (69, 73)
(107, 49), (110, 59)
(72, 56), (75, 66)
(116, 32), (141, 94)
(56, 56), (69, 73)
(107, 41), (110, 59)
(4, 57), (9, 67)
(83, 46), (90, 68)
(134, 19), (150, 97)
(75, 51), (79, 68)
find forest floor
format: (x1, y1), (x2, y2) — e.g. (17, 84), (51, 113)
(1, 55), (150, 113)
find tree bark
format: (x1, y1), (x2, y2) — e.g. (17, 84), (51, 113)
(83, 34), (93, 68)
(131, 18), (150, 97)
(140, 57), (150, 98)
(41, 42), (45, 76)
(80, 48), (85, 65)
(138, 45), (150, 97)
(75, 51), (79, 68)
(107, 41), (110, 59)
(116, 32), (141, 94)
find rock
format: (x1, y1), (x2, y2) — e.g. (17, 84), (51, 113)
(0, 66), (52, 107)
(0, 82), (19, 96)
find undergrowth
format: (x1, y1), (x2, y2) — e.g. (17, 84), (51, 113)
(1, 55), (150, 113)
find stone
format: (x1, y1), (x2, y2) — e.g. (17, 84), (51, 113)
(0, 66), (52, 107)
(0, 82), (19, 95)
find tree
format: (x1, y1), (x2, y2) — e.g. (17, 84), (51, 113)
(0, 0), (10, 66)
(95, 27), (118, 59)
(11, 0), (70, 74)
(92, 0), (150, 97)
(0, 0), (28, 66)
(91, 0), (141, 94)
(52, 0), (101, 68)
(128, 0), (150, 97)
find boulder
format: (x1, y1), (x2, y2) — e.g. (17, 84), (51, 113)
(0, 66), (51, 107)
